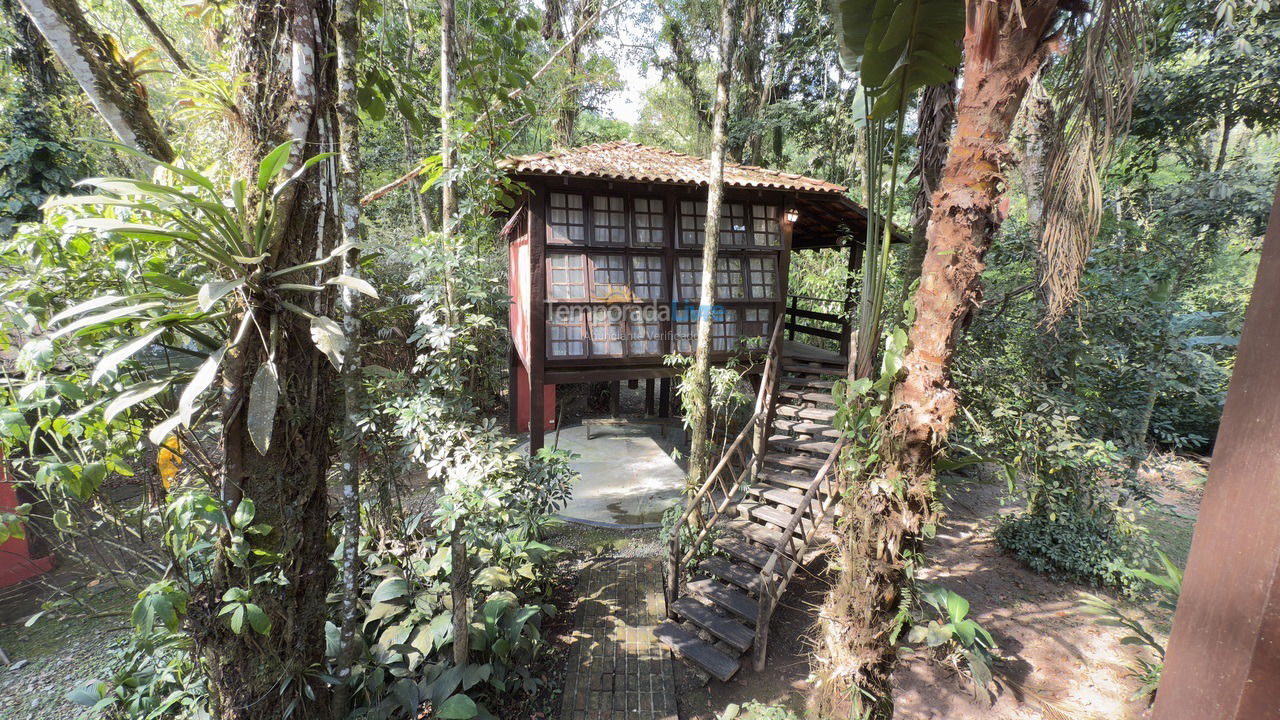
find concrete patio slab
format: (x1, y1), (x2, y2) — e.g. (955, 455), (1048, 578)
(520, 422), (688, 528)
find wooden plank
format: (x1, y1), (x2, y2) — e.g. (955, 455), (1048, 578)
(644, 378), (655, 416)
(786, 306), (843, 323)
(756, 468), (832, 493)
(772, 419), (841, 439)
(686, 578), (759, 624)
(775, 405), (836, 422)
(721, 519), (791, 555)
(658, 376), (671, 417)
(654, 620), (741, 682)
(714, 534), (775, 569)
(763, 453), (825, 472)
(700, 556), (766, 593)
(1152, 183), (1280, 720)
(528, 179), (547, 453)
(767, 435), (837, 455)
(778, 389), (836, 405)
(779, 375), (836, 389)
(670, 597), (755, 653)
(782, 363), (846, 376)
(784, 322), (843, 341)
(750, 503), (811, 534)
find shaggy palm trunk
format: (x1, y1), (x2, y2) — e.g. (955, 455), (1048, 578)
(898, 79), (957, 314)
(332, 0), (364, 715)
(188, 2), (338, 718)
(819, 1), (1062, 716)
(686, 0), (737, 495)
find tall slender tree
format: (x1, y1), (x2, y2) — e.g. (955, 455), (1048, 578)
(685, 0), (737, 494)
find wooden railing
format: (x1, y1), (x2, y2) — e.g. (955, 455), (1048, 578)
(665, 317), (785, 612)
(751, 438), (846, 670)
(784, 294), (851, 357)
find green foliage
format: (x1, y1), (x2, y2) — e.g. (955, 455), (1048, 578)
(1078, 549), (1183, 702)
(996, 506), (1152, 595)
(904, 584), (998, 701)
(66, 629), (208, 718)
(0, 101), (83, 236)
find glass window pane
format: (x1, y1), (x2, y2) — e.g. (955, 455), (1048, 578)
(676, 256), (703, 301)
(747, 256), (777, 300)
(633, 197), (665, 247)
(548, 306), (587, 358)
(751, 205), (781, 246)
(549, 192), (586, 244)
(719, 203), (748, 245)
(591, 254), (630, 301)
(588, 307), (625, 356)
(679, 200), (706, 247)
(716, 256), (746, 299)
(592, 195), (627, 245)
(630, 255), (665, 301)
(548, 253), (587, 300)
(627, 306), (662, 356)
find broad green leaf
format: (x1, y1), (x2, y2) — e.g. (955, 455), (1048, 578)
(310, 315), (348, 369)
(198, 279), (246, 312)
(946, 590), (969, 624)
(49, 302), (164, 339)
(327, 274), (379, 299)
(48, 294), (126, 325)
(148, 413), (184, 446)
(475, 566), (513, 590)
(257, 141), (294, 191)
(178, 347), (226, 425)
(436, 693), (478, 719)
(232, 497), (256, 529)
(93, 328), (166, 383)
(104, 378), (171, 422)
(244, 603), (271, 635)
(247, 361), (279, 454)
(371, 577), (408, 604)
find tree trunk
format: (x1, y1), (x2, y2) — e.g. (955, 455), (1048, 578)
(188, 2), (338, 717)
(331, 0), (363, 714)
(686, 0), (737, 493)
(819, 1), (1062, 715)
(438, 0), (469, 670)
(898, 78), (958, 317)
(120, 0), (191, 74)
(17, 0), (174, 161)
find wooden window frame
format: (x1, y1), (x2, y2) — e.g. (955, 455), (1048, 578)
(589, 253), (630, 302)
(547, 251), (588, 301)
(547, 191), (587, 245)
(591, 194), (628, 247)
(629, 254), (666, 302)
(632, 196), (665, 248)
(750, 204), (782, 248)
(719, 202), (749, 246)
(746, 254), (779, 301)
(547, 305), (589, 359)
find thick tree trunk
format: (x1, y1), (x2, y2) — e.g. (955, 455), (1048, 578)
(17, 0), (174, 161)
(188, 2), (338, 718)
(819, 1), (1061, 715)
(331, 0), (363, 714)
(686, 0), (737, 492)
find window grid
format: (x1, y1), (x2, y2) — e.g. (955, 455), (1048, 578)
(751, 205), (782, 247)
(630, 255), (665, 301)
(592, 195), (627, 245)
(633, 197), (665, 247)
(591, 254), (630, 301)
(746, 256), (778, 300)
(548, 192), (586, 244)
(719, 203), (748, 245)
(716, 257), (746, 300)
(676, 256), (703, 301)
(548, 253), (587, 301)
(627, 307), (662, 356)
(548, 307), (588, 358)
(741, 307), (771, 349)
(679, 200), (706, 247)
(588, 308), (625, 357)
(711, 308), (739, 352)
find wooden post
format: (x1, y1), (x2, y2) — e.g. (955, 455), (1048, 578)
(1153, 182), (1280, 720)
(658, 377), (671, 418)
(644, 378), (656, 416)
(507, 346), (519, 433)
(841, 241), (864, 359)
(528, 182), (547, 454)
(786, 294), (797, 341)
(609, 380), (621, 418)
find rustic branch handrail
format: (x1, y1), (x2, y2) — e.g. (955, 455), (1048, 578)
(752, 437), (846, 670)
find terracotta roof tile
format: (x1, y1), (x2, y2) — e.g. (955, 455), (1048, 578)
(501, 141), (848, 194)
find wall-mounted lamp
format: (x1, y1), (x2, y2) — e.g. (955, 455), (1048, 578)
(784, 208), (800, 224)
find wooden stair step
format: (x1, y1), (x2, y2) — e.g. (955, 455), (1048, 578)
(722, 518), (793, 556)
(777, 389), (837, 405)
(757, 468), (831, 493)
(779, 375), (836, 390)
(748, 485), (815, 512)
(773, 419), (841, 439)
(686, 578), (759, 624)
(670, 597), (755, 653)
(763, 452), (826, 472)
(699, 555), (772, 594)
(715, 533), (775, 569)
(654, 621), (741, 682)
(782, 363), (846, 377)
(768, 435), (837, 456)
(776, 404), (837, 422)
(750, 503), (813, 534)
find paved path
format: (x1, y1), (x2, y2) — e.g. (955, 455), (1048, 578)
(560, 557), (679, 720)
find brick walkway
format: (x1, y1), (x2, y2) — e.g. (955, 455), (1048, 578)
(560, 556), (679, 720)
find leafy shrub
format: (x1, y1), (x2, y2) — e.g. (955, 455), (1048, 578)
(996, 506), (1151, 595)
(903, 584), (998, 701)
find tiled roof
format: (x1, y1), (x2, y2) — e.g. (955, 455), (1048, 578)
(502, 141), (848, 194)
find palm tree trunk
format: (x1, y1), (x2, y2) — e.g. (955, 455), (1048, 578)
(818, 1), (1064, 715)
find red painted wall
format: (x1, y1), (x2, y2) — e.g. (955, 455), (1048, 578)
(0, 459), (54, 587)
(509, 219), (531, 368)
(513, 363), (556, 433)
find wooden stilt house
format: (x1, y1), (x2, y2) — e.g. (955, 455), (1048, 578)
(501, 141), (874, 452)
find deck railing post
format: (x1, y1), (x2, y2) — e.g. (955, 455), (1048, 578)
(754, 583), (774, 671)
(786, 295), (797, 341)
(666, 534), (680, 617)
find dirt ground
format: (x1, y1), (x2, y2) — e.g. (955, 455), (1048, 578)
(674, 457), (1204, 720)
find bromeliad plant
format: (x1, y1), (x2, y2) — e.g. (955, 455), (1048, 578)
(40, 140), (368, 452)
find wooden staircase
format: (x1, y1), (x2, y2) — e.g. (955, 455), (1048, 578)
(655, 323), (848, 682)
